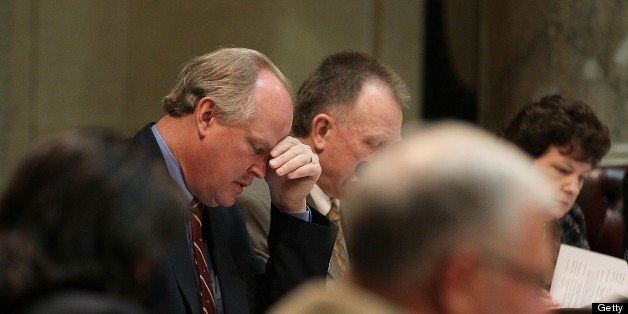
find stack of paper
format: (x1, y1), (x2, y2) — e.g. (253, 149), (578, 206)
(550, 244), (628, 308)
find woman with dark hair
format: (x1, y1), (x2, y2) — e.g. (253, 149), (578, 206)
(502, 94), (611, 249)
(0, 130), (185, 313)
(502, 94), (611, 309)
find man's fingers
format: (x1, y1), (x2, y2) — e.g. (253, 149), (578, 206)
(273, 152), (316, 176)
(284, 160), (321, 180)
(270, 136), (301, 158)
(269, 137), (315, 172)
(265, 137), (322, 213)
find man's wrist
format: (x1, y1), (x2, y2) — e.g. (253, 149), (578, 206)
(275, 199), (307, 213)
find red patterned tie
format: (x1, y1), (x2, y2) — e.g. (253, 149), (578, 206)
(190, 200), (216, 314)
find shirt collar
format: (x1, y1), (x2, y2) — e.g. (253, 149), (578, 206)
(151, 124), (193, 202)
(309, 184), (339, 215)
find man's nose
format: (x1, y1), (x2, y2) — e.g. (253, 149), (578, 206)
(249, 155), (267, 178)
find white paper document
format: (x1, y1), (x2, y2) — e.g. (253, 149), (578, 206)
(550, 244), (628, 308)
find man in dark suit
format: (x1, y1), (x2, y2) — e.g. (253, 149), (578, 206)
(131, 48), (336, 314)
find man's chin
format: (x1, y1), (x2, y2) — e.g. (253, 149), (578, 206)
(215, 195), (237, 208)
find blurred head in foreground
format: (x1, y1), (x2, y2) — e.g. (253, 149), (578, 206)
(0, 130), (185, 312)
(272, 121), (558, 314)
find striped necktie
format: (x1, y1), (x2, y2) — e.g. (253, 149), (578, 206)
(190, 200), (216, 314)
(326, 200), (348, 277)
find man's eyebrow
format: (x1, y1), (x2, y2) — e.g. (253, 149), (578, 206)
(250, 137), (272, 151)
(260, 142), (272, 151)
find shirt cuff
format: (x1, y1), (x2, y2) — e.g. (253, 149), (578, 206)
(287, 205), (312, 222)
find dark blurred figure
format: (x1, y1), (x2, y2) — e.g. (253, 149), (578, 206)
(502, 94), (611, 249)
(0, 130), (185, 313)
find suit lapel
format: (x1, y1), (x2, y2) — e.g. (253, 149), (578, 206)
(134, 123), (202, 314)
(205, 206), (249, 313)
(169, 235), (202, 313)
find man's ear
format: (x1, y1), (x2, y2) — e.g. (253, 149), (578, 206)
(436, 249), (485, 313)
(311, 113), (333, 151)
(195, 97), (215, 137)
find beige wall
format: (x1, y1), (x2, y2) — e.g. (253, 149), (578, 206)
(4, 0), (627, 190)
(478, 1), (628, 165)
(1, 0), (424, 188)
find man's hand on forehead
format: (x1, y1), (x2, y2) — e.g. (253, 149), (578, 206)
(265, 136), (321, 213)
(269, 136), (319, 178)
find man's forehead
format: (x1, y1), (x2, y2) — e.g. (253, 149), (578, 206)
(246, 125), (287, 150)
(251, 73), (293, 137)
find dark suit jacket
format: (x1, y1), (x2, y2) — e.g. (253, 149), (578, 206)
(132, 123), (337, 314)
(237, 180), (344, 279)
